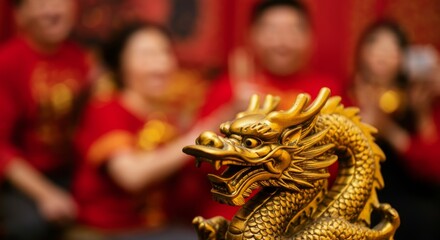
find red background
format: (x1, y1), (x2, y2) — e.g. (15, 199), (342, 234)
(1, 0), (440, 83)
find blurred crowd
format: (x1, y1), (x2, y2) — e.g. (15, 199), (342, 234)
(0, 0), (439, 239)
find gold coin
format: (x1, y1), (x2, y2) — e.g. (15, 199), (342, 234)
(379, 90), (400, 114)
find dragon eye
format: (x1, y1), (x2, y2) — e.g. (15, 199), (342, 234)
(243, 137), (262, 148)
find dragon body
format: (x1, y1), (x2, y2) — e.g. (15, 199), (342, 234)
(183, 88), (399, 239)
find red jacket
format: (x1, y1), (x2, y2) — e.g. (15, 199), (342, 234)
(73, 95), (178, 230)
(0, 37), (89, 176)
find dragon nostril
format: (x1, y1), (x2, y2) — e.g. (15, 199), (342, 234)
(205, 139), (215, 147)
(199, 131), (224, 148)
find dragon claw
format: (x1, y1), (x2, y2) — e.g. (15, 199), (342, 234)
(193, 216), (229, 240)
(372, 203), (400, 239)
(378, 203), (400, 223)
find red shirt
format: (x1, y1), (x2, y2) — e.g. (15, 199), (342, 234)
(404, 100), (440, 184)
(200, 70), (344, 117)
(198, 70), (344, 219)
(0, 37), (89, 176)
(73, 96), (175, 231)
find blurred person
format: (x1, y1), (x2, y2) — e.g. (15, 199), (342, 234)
(70, 22), (206, 240)
(193, 0), (344, 220)
(350, 20), (440, 240)
(0, 0), (90, 239)
(201, 0), (343, 117)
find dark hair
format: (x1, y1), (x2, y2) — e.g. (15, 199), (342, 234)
(358, 20), (408, 52)
(356, 20), (409, 87)
(250, 0), (310, 25)
(10, 0), (23, 7)
(101, 22), (172, 89)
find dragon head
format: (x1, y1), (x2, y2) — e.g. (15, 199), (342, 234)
(183, 88), (337, 206)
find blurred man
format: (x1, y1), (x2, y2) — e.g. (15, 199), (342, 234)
(200, 0), (343, 118)
(0, 0), (90, 239)
(195, 0), (343, 220)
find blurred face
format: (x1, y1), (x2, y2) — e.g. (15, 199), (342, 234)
(121, 29), (177, 101)
(361, 29), (403, 84)
(15, 0), (76, 47)
(250, 6), (312, 76)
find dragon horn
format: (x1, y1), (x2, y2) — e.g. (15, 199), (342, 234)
(236, 94), (259, 118)
(237, 94), (280, 118)
(262, 95), (280, 113)
(266, 88), (331, 127)
(301, 87), (331, 116)
(247, 94), (260, 112)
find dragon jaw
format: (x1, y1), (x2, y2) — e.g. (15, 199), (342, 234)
(183, 132), (293, 206)
(183, 88), (337, 206)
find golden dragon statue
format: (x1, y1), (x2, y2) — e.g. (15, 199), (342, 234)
(183, 87), (400, 240)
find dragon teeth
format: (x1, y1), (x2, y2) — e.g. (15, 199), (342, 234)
(195, 158), (201, 168)
(214, 161), (221, 171)
(232, 195), (245, 206)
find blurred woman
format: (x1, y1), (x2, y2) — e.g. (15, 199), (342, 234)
(351, 20), (440, 240)
(352, 21), (413, 146)
(70, 22), (202, 239)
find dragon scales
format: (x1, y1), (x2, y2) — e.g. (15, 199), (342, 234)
(183, 87), (400, 240)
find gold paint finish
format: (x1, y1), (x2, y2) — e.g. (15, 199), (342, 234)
(183, 87), (400, 240)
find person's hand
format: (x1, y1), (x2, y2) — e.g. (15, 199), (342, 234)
(353, 77), (404, 136)
(37, 187), (77, 223)
(408, 82), (438, 141)
(431, 65), (440, 96)
(406, 45), (439, 112)
(353, 77), (383, 125)
(408, 82), (434, 116)
(354, 79), (411, 151)
(229, 47), (261, 109)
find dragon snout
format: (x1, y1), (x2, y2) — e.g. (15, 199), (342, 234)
(197, 131), (224, 149)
